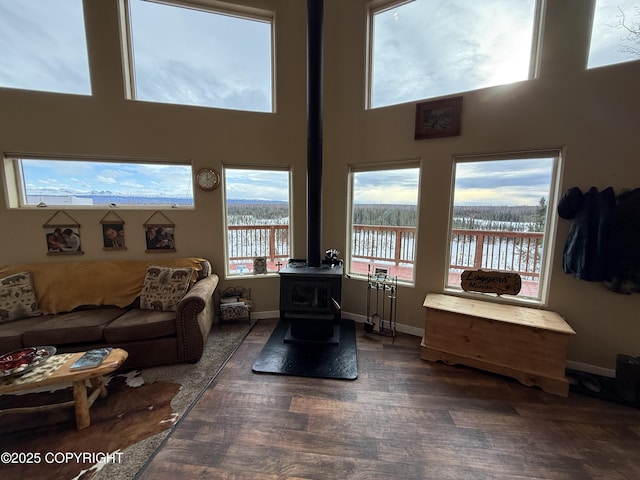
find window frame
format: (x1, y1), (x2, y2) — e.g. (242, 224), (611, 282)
(222, 164), (293, 279)
(445, 149), (563, 305)
(346, 160), (422, 286)
(2, 154), (195, 210)
(119, 0), (276, 112)
(366, 0), (546, 109)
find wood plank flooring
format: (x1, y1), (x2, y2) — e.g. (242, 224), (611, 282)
(136, 318), (640, 480)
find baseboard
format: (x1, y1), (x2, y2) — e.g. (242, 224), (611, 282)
(250, 310), (424, 337)
(566, 360), (615, 378)
(340, 312), (424, 337)
(250, 310), (280, 320)
(251, 310), (617, 378)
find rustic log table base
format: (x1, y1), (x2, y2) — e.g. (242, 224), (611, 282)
(0, 348), (128, 430)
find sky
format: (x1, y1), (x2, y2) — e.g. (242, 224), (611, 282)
(353, 169), (420, 205)
(128, 0), (272, 112)
(589, 0), (640, 67)
(0, 0), (90, 94)
(0, 0), (638, 203)
(21, 159), (194, 199)
(224, 168), (289, 202)
(453, 158), (554, 206)
(370, 0), (536, 108)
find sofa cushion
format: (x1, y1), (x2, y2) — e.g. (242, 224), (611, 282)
(140, 266), (193, 312)
(103, 308), (176, 343)
(0, 258), (208, 315)
(22, 308), (127, 346)
(0, 271), (41, 323)
(0, 315), (51, 354)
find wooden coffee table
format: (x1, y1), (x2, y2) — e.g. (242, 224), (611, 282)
(0, 348), (128, 430)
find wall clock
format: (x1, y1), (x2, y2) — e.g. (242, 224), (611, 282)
(195, 168), (220, 191)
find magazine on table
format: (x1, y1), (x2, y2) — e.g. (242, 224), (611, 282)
(70, 348), (113, 370)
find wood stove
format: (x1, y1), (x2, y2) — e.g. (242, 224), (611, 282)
(279, 260), (342, 343)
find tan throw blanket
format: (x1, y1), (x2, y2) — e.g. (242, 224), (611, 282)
(0, 258), (207, 315)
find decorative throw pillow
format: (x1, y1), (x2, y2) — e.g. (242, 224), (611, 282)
(0, 271), (42, 323)
(140, 266), (193, 312)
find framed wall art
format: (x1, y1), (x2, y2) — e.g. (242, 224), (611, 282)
(415, 96), (462, 140)
(43, 210), (83, 255)
(100, 212), (126, 250)
(144, 211), (176, 252)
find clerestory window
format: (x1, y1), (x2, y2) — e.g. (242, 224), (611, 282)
(368, 0), (541, 108)
(122, 0), (274, 112)
(588, 0), (640, 69)
(0, 0), (91, 95)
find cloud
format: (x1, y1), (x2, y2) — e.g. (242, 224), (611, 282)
(352, 169), (420, 205)
(454, 158), (554, 205)
(129, 0), (272, 112)
(225, 169), (289, 202)
(0, 1), (90, 94)
(371, 0), (535, 107)
(20, 159), (193, 197)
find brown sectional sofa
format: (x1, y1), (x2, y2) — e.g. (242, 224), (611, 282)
(0, 257), (218, 370)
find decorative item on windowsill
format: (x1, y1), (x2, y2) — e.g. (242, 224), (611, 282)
(323, 249), (343, 267)
(253, 256), (267, 274)
(460, 269), (521, 295)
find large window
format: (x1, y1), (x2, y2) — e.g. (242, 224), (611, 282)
(0, 0), (91, 95)
(348, 163), (420, 284)
(447, 151), (561, 303)
(3, 156), (194, 208)
(588, 0), (640, 69)
(368, 0), (539, 108)
(124, 0), (273, 112)
(223, 167), (291, 276)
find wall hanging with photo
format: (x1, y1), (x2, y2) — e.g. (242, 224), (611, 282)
(100, 212), (126, 250)
(43, 210), (83, 255)
(144, 211), (176, 253)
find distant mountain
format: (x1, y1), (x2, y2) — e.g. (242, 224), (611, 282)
(227, 199), (288, 204)
(26, 192), (192, 206)
(78, 195), (192, 205)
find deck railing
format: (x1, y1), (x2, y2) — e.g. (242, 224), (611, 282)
(351, 225), (417, 266)
(449, 229), (543, 280)
(228, 224), (544, 279)
(227, 225), (290, 264)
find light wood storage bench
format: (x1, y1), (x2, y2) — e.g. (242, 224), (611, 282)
(421, 293), (576, 396)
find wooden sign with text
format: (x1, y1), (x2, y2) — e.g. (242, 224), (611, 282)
(461, 270), (522, 295)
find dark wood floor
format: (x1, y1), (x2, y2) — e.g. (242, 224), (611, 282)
(137, 318), (640, 480)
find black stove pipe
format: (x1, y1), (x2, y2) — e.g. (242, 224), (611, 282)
(306, 0), (323, 267)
